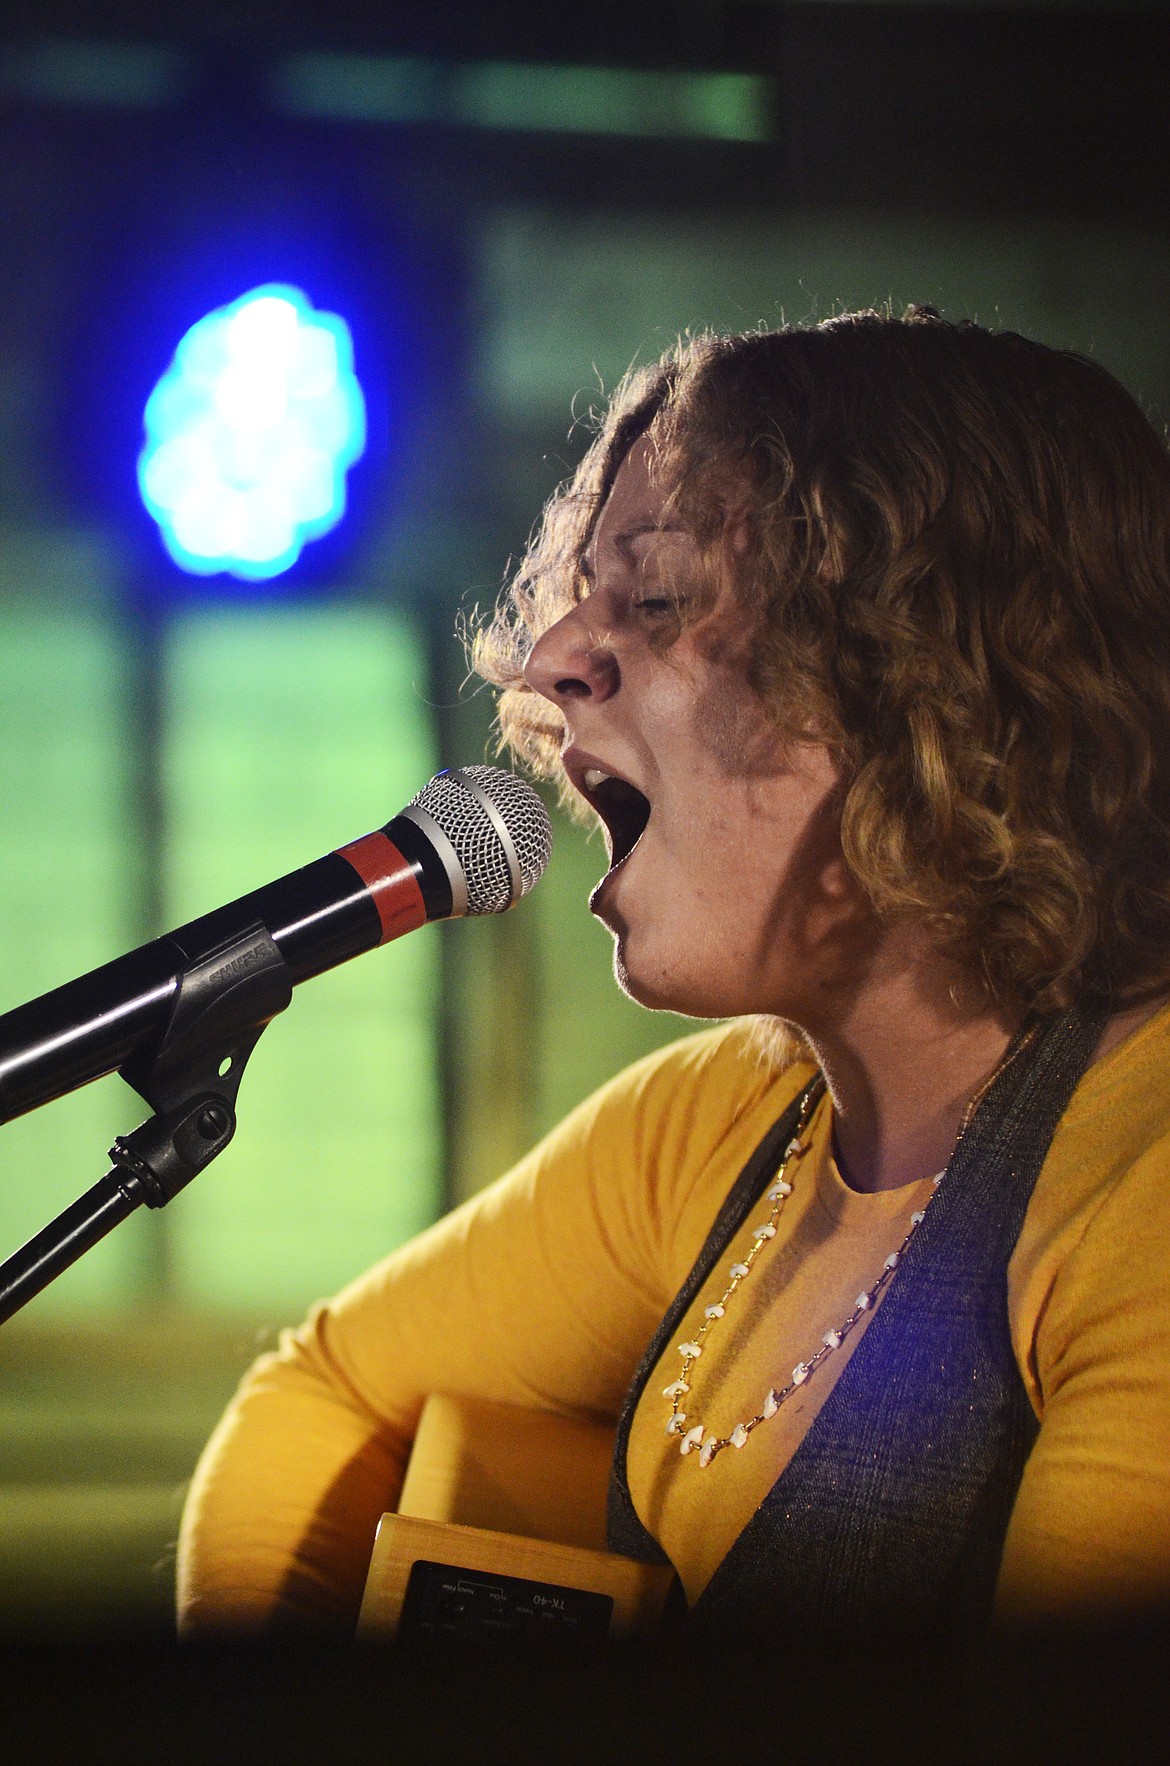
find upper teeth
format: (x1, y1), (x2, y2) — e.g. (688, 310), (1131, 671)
(583, 768), (611, 791)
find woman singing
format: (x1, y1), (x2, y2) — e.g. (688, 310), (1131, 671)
(177, 308), (1170, 1638)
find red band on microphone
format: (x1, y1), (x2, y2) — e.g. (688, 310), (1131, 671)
(337, 833), (428, 945)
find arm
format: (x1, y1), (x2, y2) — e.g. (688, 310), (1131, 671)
(176, 1028), (759, 1636)
(997, 1140), (1170, 1623)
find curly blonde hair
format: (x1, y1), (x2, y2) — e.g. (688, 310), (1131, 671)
(474, 308), (1170, 1019)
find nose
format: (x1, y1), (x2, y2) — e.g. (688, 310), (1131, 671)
(523, 601), (619, 706)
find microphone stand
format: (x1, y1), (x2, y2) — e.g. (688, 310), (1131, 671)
(0, 922), (293, 1325)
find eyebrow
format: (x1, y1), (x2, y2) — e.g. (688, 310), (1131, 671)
(619, 522), (685, 542)
(580, 521), (685, 572)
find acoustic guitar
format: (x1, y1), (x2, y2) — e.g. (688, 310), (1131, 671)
(356, 1393), (675, 1648)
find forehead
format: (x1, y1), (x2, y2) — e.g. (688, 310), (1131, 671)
(588, 436), (669, 557)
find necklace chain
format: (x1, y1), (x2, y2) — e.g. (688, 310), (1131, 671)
(664, 1025), (1038, 1471)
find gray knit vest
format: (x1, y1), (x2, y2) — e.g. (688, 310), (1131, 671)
(606, 1007), (1106, 1638)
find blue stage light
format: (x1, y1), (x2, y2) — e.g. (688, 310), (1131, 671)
(138, 285), (366, 580)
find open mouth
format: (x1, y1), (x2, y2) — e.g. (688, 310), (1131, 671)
(584, 771), (651, 869)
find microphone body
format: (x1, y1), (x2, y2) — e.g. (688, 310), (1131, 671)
(0, 767), (551, 1127)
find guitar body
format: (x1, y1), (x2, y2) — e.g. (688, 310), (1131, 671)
(356, 1394), (675, 1645)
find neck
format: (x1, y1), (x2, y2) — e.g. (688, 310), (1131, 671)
(796, 946), (1020, 1195)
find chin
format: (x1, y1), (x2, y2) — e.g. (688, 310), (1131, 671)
(612, 946), (735, 1019)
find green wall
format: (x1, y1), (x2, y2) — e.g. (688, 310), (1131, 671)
(161, 605), (442, 1313)
(0, 600), (443, 1319)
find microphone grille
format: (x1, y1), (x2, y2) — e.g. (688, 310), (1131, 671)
(407, 765), (553, 915)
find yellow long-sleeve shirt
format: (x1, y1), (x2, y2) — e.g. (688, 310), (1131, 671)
(177, 1010), (1170, 1634)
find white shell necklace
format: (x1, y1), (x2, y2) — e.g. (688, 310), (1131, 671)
(663, 1029), (1037, 1471)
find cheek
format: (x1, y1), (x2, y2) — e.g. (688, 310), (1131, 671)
(691, 683), (784, 783)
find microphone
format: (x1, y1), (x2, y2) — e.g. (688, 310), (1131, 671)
(0, 765), (552, 1127)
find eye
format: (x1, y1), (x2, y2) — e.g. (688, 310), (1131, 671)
(632, 593), (686, 620)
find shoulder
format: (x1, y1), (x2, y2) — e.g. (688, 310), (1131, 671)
(551, 1017), (814, 1154)
(1026, 1001), (1170, 1235)
(1014, 1001), (1170, 1401)
(550, 1019), (818, 1275)
(510, 1018), (816, 1258)
(1052, 998), (1170, 1213)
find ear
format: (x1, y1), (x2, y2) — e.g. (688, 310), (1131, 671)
(727, 510), (754, 560)
(708, 473), (756, 561)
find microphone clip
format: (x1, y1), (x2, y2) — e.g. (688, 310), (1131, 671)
(0, 923), (294, 1323)
(109, 1095), (238, 1210)
(112, 920), (293, 1208)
